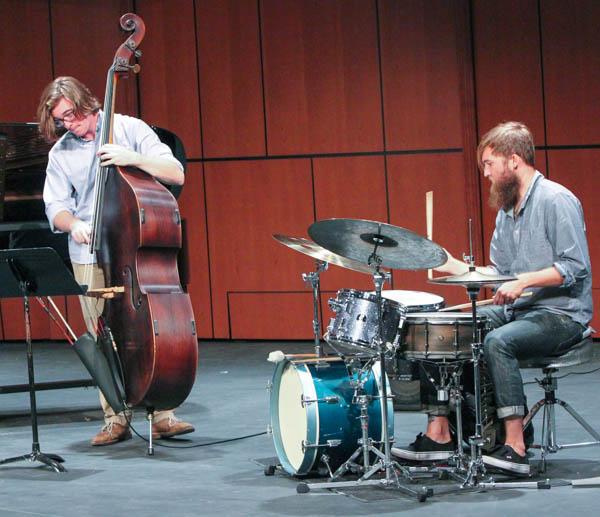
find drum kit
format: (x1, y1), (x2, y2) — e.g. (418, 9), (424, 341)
(268, 218), (547, 500)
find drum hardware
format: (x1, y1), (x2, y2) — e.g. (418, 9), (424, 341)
(273, 234), (378, 359)
(302, 265), (327, 358)
(427, 219), (548, 491)
(300, 395), (339, 406)
(296, 219), (444, 501)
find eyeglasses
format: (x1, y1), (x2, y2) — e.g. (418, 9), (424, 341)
(53, 109), (77, 128)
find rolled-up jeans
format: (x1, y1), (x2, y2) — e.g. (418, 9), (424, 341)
(480, 305), (585, 419)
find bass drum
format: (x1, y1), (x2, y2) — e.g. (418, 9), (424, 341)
(270, 357), (393, 476)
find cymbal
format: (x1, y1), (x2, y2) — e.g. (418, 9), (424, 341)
(273, 234), (378, 274)
(307, 218), (447, 270)
(429, 269), (517, 287)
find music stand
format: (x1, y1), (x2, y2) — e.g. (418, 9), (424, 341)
(0, 248), (85, 472)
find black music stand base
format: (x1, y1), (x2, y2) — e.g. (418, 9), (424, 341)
(0, 248), (85, 473)
(0, 450), (66, 473)
(0, 296), (66, 473)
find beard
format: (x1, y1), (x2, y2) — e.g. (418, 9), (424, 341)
(488, 169), (521, 211)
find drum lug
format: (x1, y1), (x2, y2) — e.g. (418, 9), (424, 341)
(301, 395), (339, 407)
(328, 298), (343, 312)
(266, 380), (273, 393)
(302, 439), (342, 452)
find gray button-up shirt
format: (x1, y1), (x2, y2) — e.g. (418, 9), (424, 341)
(43, 111), (182, 264)
(489, 171), (592, 327)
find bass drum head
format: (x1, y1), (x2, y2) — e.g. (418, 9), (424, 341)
(277, 362), (312, 473)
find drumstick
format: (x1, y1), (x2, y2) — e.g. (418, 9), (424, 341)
(439, 291), (533, 312)
(426, 191), (433, 280)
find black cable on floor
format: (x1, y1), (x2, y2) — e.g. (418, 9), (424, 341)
(122, 411), (268, 449)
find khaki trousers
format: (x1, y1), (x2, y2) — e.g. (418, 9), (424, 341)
(72, 263), (174, 426)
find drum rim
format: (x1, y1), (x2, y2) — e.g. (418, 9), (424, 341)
(270, 360), (319, 475)
(334, 288), (403, 310)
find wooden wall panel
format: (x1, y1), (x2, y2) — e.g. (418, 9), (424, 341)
(261, 0), (382, 155)
(51, 0), (137, 116)
(541, 0), (600, 145)
(205, 159), (313, 338)
(229, 292), (313, 339)
(313, 155), (388, 293)
(136, 0), (202, 157)
(177, 163), (212, 337)
(387, 152), (470, 308)
(1, 298), (49, 340)
(196, 0), (265, 158)
(472, 0), (545, 142)
(593, 289), (600, 334)
(0, 0), (52, 121)
(379, 0), (463, 150)
(546, 149), (599, 289)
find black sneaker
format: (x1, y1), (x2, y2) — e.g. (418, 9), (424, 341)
(391, 433), (454, 461)
(482, 445), (530, 476)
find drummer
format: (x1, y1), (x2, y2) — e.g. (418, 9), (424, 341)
(392, 121), (592, 476)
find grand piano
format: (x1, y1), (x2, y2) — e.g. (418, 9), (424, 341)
(0, 123), (69, 259)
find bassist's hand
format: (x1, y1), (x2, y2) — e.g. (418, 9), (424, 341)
(98, 144), (141, 168)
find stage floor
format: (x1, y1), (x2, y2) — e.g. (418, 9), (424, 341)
(1, 340), (599, 516)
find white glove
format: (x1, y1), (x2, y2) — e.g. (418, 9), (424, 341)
(70, 220), (92, 244)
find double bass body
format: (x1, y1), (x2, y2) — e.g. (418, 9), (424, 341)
(99, 165), (197, 410)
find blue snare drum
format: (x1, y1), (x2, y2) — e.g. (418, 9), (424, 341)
(270, 357), (394, 476)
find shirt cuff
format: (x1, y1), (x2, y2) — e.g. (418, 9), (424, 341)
(553, 261), (575, 288)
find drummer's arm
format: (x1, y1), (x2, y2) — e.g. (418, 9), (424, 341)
(434, 248), (497, 276)
(493, 267), (563, 304)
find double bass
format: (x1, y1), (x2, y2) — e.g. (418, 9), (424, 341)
(88, 13), (197, 412)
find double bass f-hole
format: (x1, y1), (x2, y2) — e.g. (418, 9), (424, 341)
(122, 266), (142, 310)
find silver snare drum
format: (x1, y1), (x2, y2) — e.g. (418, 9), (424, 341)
(400, 312), (487, 360)
(326, 289), (406, 356)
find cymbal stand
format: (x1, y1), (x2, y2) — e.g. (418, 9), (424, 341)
(299, 261), (430, 501)
(302, 260), (328, 358)
(444, 227), (548, 491)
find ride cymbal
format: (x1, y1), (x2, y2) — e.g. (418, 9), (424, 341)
(307, 218), (447, 270)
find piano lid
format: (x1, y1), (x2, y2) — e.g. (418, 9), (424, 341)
(0, 122), (54, 170)
(0, 123), (54, 226)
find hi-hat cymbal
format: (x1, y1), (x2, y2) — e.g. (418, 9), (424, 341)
(307, 218), (447, 270)
(273, 234), (378, 274)
(429, 269), (517, 287)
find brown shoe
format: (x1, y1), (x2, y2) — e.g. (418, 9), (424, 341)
(152, 416), (195, 439)
(91, 422), (132, 446)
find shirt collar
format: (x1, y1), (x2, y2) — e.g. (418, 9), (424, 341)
(506, 170), (543, 218)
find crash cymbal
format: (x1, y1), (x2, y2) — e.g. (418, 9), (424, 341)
(307, 218), (447, 270)
(273, 234), (378, 274)
(429, 269), (517, 287)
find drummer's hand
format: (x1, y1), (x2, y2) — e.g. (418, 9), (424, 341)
(493, 279), (527, 305)
(434, 248), (469, 275)
(70, 219), (91, 244)
(98, 144), (141, 168)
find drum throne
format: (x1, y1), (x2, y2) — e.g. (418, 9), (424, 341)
(520, 331), (600, 472)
